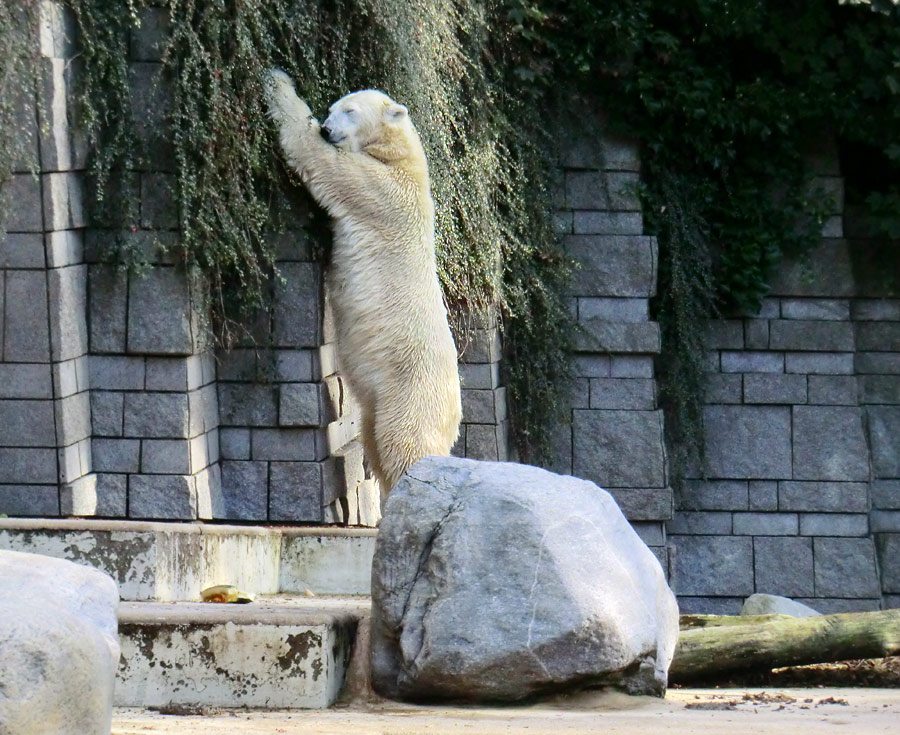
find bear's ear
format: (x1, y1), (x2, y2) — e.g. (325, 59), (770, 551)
(386, 103), (408, 121)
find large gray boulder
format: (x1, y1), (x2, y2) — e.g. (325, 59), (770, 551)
(0, 550), (120, 735)
(741, 593), (821, 618)
(371, 456), (679, 702)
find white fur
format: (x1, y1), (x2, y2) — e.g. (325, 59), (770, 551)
(265, 70), (462, 499)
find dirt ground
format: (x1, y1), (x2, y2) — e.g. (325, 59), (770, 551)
(112, 687), (900, 734)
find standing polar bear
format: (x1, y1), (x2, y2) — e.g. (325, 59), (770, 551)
(264, 70), (462, 500)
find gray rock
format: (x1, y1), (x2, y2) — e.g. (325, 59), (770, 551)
(740, 593), (820, 618)
(371, 456), (679, 702)
(792, 406), (869, 481)
(702, 406), (791, 479)
(0, 550), (119, 735)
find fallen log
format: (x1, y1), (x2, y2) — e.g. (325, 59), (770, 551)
(679, 613), (793, 630)
(669, 609), (900, 683)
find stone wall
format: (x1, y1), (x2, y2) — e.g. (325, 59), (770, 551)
(548, 115), (674, 572)
(669, 146), (900, 613)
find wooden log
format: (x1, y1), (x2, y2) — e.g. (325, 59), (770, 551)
(679, 613), (793, 630)
(670, 609), (900, 683)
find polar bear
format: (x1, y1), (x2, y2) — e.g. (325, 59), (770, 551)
(264, 70), (462, 500)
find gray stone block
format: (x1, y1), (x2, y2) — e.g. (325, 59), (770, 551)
(702, 406), (792, 479)
(769, 320), (855, 352)
(808, 375), (858, 405)
(578, 297), (648, 322)
(140, 173), (178, 229)
(770, 240), (855, 297)
(140, 438), (191, 474)
(89, 355), (145, 390)
(604, 487), (673, 521)
(91, 438), (140, 473)
(88, 265), (128, 353)
(703, 373), (742, 403)
(780, 299), (850, 321)
(852, 299), (900, 321)
(459, 328), (501, 364)
(565, 235), (657, 297)
(461, 389), (505, 424)
(631, 521), (665, 547)
(873, 480), (900, 510)
(733, 512), (798, 535)
(676, 480), (748, 511)
(867, 406), (900, 477)
(572, 355), (610, 377)
(813, 537), (880, 598)
(194, 463), (223, 520)
(0, 234), (44, 269)
(0, 364), (53, 399)
(589, 378), (655, 410)
(43, 172), (86, 230)
(793, 406), (869, 481)
(785, 352), (854, 374)
(251, 428), (316, 461)
(52, 359), (78, 398)
(704, 320), (744, 349)
(279, 383), (324, 427)
(269, 462), (324, 521)
(743, 319), (769, 350)
(609, 356), (654, 378)
(856, 321), (900, 352)
(459, 362), (500, 390)
(671, 535), (754, 596)
(48, 265), (88, 362)
(742, 373), (807, 404)
(0, 447), (57, 484)
(560, 126), (640, 171)
(188, 384), (218, 438)
(574, 320), (660, 353)
(273, 262), (320, 348)
(860, 375), (900, 404)
(779, 481), (869, 513)
(128, 474), (197, 520)
(218, 460), (268, 520)
(38, 1), (78, 58)
(465, 423), (506, 462)
(748, 481), (778, 511)
(553, 212), (572, 234)
(855, 352), (900, 374)
(275, 349), (315, 382)
(271, 230), (313, 261)
(720, 351), (784, 373)
(3, 270), (50, 362)
(0, 485), (59, 516)
(131, 5), (170, 61)
(218, 383), (278, 427)
(877, 534), (900, 593)
(145, 357), (194, 391)
(129, 62), (174, 168)
(796, 598), (882, 613)
(38, 58), (74, 171)
(565, 171), (641, 211)
(572, 211), (643, 235)
(754, 537), (814, 597)
(4, 175), (43, 232)
(667, 511), (732, 535)
(123, 392), (190, 438)
(216, 348), (257, 381)
(0, 399), (56, 447)
(572, 409), (666, 488)
(128, 268), (197, 355)
(800, 513), (869, 537)
(61, 473), (128, 518)
(55, 392), (91, 445)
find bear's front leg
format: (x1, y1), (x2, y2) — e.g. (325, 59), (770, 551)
(264, 68), (314, 126)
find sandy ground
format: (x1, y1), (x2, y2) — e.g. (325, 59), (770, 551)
(112, 688), (900, 734)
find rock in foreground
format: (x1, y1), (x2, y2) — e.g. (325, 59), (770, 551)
(741, 593), (821, 618)
(0, 550), (120, 735)
(370, 456), (679, 702)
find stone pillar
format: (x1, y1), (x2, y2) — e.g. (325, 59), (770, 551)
(0, 1), (93, 517)
(551, 113), (673, 571)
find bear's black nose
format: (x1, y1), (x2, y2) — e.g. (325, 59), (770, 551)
(320, 125), (333, 142)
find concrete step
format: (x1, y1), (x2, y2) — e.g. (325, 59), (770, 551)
(0, 519), (376, 600)
(116, 595), (370, 709)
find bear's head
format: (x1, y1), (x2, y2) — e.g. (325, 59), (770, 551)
(322, 90), (423, 166)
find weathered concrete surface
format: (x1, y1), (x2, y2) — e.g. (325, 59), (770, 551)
(372, 456), (678, 702)
(0, 518), (280, 601)
(0, 550), (119, 735)
(279, 527), (376, 595)
(111, 688), (900, 734)
(116, 597), (367, 709)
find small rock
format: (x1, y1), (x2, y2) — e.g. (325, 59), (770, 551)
(370, 456), (679, 702)
(0, 550), (120, 735)
(741, 593), (821, 618)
